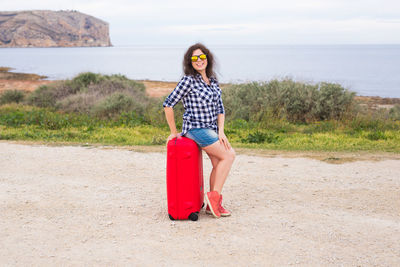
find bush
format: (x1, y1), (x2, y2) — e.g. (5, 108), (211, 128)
(71, 72), (104, 88)
(143, 97), (167, 126)
(223, 82), (274, 122)
(0, 90), (25, 104)
(389, 105), (400, 121)
(241, 131), (281, 144)
(222, 79), (355, 123)
(243, 131), (266, 143)
(366, 130), (387, 141)
(91, 93), (138, 119)
(314, 82), (355, 120)
(347, 109), (400, 132)
(52, 73), (106, 98)
(27, 72), (151, 120)
(26, 85), (56, 108)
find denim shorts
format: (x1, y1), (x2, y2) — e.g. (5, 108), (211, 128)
(184, 128), (219, 147)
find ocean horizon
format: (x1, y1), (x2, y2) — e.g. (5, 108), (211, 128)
(1, 44), (399, 98)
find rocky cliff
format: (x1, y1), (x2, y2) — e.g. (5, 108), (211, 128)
(0, 10), (112, 47)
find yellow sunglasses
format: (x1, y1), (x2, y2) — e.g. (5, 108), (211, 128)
(191, 54), (207, 62)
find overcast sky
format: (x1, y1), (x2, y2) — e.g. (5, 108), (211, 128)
(3, 0), (400, 46)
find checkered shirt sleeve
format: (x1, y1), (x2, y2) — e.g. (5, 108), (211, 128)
(162, 76), (192, 108)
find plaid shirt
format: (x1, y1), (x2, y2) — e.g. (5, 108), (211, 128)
(163, 74), (225, 135)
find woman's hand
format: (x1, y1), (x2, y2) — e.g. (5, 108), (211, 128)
(166, 132), (180, 144)
(218, 131), (231, 150)
(164, 107), (180, 145)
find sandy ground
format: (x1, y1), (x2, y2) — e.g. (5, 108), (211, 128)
(0, 142), (399, 266)
(0, 79), (54, 92)
(139, 80), (177, 98)
(0, 68), (53, 93)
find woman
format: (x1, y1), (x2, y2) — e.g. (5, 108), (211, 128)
(163, 43), (235, 219)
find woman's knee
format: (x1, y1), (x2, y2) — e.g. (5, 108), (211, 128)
(203, 142), (235, 162)
(219, 147), (235, 163)
(217, 148), (235, 162)
(228, 147), (236, 163)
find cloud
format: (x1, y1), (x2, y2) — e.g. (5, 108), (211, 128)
(163, 24), (248, 33)
(2, 0), (400, 44)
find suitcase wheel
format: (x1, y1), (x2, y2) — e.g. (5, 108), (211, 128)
(188, 212), (199, 221)
(168, 214), (175, 221)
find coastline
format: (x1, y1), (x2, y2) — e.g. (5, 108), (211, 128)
(1, 67), (399, 107)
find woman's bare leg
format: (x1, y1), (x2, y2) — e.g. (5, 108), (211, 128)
(208, 155), (219, 191)
(203, 141), (235, 194)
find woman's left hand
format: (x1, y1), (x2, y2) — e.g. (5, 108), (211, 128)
(218, 131), (231, 150)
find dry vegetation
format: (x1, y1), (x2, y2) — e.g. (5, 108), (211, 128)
(1, 67), (399, 108)
(1, 68), (399, 152)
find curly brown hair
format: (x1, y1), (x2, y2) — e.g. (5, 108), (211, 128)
(183, 43), (217, 79)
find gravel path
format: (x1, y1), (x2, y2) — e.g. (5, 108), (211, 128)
(1, 142), (399, 266)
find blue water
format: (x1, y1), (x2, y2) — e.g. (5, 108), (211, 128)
(1, 44), (399, 97)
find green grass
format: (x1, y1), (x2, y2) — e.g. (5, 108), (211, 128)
(2, 124), (399, 152)
(0, 104), (168, 146)
(0, 124), (167, 146)
(226, 130), (400, 152)
(1, 105), (399, 152)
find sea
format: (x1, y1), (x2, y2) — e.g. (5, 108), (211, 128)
(1, 44), (399, 98)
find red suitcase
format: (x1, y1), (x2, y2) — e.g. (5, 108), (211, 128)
(166, 137), (204, 221)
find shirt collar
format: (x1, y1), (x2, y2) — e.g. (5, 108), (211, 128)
(195, 73), (217, 84)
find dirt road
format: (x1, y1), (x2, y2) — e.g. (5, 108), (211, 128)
(0, 142), (399, 266)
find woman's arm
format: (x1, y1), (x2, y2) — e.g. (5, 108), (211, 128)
(163, 76), (192, 143)
(164, 107), (180, 143)
(217, 113), (225, 134)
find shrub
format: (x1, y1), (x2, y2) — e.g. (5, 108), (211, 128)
(0, 90), (25, 104)
(347, 109), (400, 132)
(91, 93), (138, 119)
(71, 72), (104, 88)
(241, 131), (281, 144)
(27, 72), (150, 120)
(264, 132), (281, 143)
(242, 131), (266, 143)
(143, 97), (167, 126)
(222, 79), (355, 123)
(55, 93), (94, 113)
(222, 82), (272, 122)
(366, 130), (387, 141)
(389, 105), (400, 121)
(314, 82), (355, 120)
(52, 73), (106, 98)
(280, 80), (318, 122)
(26, 85), (56, 107)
